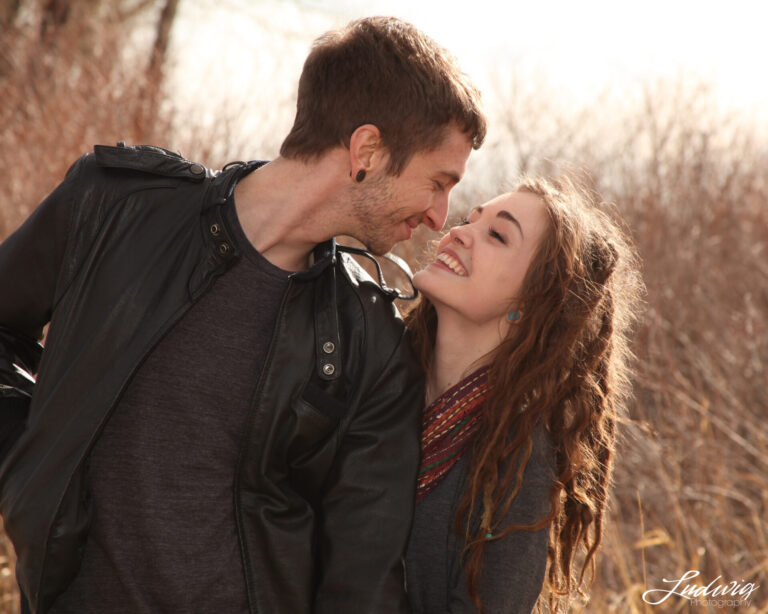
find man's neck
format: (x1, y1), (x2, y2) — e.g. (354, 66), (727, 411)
(232, 154), (350, 271)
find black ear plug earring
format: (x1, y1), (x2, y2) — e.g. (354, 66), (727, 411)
(355, 170), (366, 183)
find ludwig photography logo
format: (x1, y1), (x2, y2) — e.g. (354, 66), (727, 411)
(642, 569), (759, 609)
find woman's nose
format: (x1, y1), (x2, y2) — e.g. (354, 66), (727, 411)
(449, 224), (471, 247)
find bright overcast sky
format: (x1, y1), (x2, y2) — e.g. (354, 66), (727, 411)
(355, 0), (768, 115)
(171, 0), (768, 141)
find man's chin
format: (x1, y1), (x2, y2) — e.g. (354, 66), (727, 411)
(367, 243), (392, 256)
(370, 227), (411, 255)
(359, 236), (395, 256)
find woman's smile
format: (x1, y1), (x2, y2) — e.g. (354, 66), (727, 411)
(434, 250), (468, 276)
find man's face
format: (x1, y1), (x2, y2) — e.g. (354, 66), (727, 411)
(349, 126), (473, 255)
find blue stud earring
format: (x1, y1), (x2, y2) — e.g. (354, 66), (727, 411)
(507, 311), (521, 322)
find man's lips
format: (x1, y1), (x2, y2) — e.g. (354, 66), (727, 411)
(401, 221), (413, 240)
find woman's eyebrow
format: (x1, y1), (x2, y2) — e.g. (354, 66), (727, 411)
(496, 210), (524, 239)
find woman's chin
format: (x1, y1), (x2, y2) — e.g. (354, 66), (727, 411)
(411, 270), (429, 292)
(412, 270), (440, 301)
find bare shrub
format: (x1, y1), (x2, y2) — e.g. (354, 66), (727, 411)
(0, 2), (169, 233)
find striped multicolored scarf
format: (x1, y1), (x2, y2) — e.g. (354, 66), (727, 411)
(416, 366), (489, 502)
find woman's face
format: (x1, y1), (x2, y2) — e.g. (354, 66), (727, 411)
(413, 191), (550, 325)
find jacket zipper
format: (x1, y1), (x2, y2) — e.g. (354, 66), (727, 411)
(233, 276), (295, 614)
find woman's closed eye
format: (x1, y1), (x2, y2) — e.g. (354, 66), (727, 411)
(457, 217), (506, 244)
(488, 227), (506, 244)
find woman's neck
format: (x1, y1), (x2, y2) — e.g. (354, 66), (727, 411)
(426, 308), (504, 405)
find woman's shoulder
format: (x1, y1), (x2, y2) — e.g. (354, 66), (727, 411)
(472, 421), (556, 526)
(489, 421), (556, 487)
(530, 421), (557, 476)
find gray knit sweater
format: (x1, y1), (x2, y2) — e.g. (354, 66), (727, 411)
(405, 424), (555, 614)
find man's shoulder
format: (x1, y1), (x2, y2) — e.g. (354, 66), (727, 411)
(53, 144), (217, 254)
(334, 251), (420, 357)
(89, 142), (212, 183)
(337, 252), (403, 320)
(333, 254), (422, 381)
(58, 143), (216, 217)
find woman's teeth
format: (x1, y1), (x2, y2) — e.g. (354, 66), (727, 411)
(436, 252), (467, 276)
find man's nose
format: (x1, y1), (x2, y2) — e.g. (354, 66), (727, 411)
(422, 193), (450, 232)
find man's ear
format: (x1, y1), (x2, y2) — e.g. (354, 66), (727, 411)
(348, 124), (388, 173)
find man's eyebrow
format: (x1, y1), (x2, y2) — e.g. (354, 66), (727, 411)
(496, 210), (524, 238)
(437, 170), (461, 185)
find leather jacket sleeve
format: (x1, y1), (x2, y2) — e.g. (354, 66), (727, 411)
(0, 156), (84, 460)
(314, 329), (423, 614)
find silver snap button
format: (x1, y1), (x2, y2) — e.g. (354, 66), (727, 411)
(189, 163), (205, 175)
(322, 341), (335, 354)
(210, 223), (220, 236)
(322, 363), (335, 376)
(218, 242), (230, 255)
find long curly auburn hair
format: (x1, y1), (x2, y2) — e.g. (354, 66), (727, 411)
(405, 176), (644, 613)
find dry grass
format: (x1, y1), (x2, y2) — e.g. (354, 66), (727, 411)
(1, 11), (766, 614)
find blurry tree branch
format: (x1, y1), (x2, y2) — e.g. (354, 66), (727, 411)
(0, 0), (22, 28)
(148, 0), (179, 75)
(40, 0), (71, 38)
(0, 0), (180, 234)
(119, 0), (157, 21)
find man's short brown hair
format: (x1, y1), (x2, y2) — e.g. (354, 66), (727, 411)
(280, 16), (486, 175)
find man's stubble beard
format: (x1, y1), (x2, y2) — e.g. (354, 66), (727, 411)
(349, 174), (408, 255)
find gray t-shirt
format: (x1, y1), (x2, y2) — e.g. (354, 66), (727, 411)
(50, 200), (289, 614)
(406, 424), (555, 614)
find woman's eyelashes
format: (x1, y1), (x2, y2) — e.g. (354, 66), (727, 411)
(488, 227), (506, 244)
(456, 217), (507, 244)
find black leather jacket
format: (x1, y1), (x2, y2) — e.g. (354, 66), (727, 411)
(0, 144), (423, 614)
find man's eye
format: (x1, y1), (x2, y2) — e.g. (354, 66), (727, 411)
(433, 180), (445, 192)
